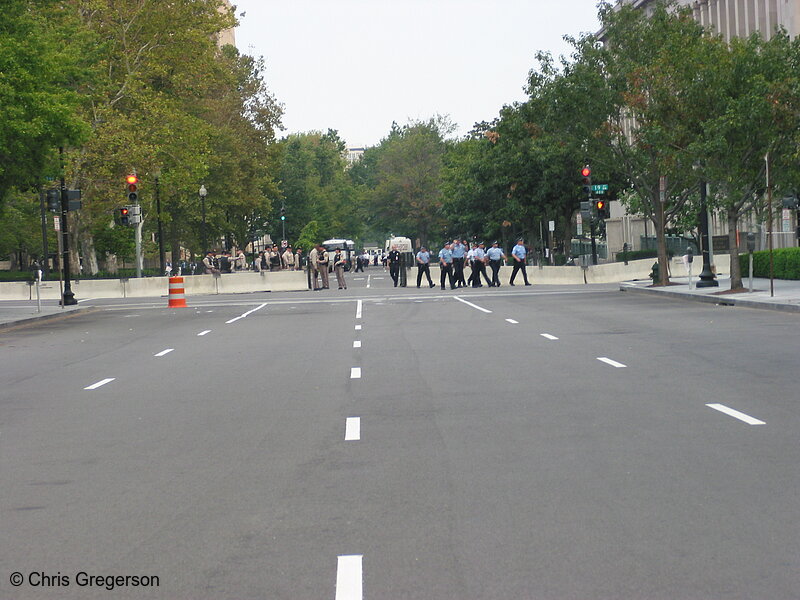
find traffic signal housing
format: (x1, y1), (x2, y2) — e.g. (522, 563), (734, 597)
(594, 199), (610, 219)
(120, 206), (130, 226)
(126, 174), (139, 203)
(581, 166), (592, 195)
(46, 189), (60, 212)
(280, 207), (286, 221)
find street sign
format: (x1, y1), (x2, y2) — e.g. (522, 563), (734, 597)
(590, 184), (608, 192)
(53, 216), (61, 231)
(548, 220), (555, 232)
(782, 208), (791, 232)
(576, 213), (583, 236)
(281, 240), (288, 248)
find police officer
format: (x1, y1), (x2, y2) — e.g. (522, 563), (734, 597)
(387, 245), (401, 287)
(472, 242), (491, 287)
(316, 244), (330, 289)
(415, 246), (435, 288)
(509, 238), (531, 286)
(486, 241), (505, 287)
(451, 238), (467, 288)
(438, 243), (455, 290)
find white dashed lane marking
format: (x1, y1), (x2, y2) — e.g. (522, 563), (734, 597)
(540, 333), (559, 340)
(154, 349), (174, 357)
(197, 330), (212, 336)
(335, 555), (363, 600)
(350, 367), (361, 379)
(597, 357), (627, 368)
(84, 378), (115, 390)
(706, 403), (765, 425)
(353, 341), (361, 348)
(506, 319), (519, 324)
(345, 418), (361, 441)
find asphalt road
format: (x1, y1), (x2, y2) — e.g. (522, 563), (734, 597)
(1, 270), (799, 599)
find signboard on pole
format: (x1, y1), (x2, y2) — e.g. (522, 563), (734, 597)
(548, 220), (555, 232)
(576, 213), (583, 236)
(782, 208), (791, 233)
(659, 176), (667, 204)
(53, 216), (61, 231)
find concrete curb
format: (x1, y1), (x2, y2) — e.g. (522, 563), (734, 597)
(619, 283), (800, 314)
(0, 306), (97, 332)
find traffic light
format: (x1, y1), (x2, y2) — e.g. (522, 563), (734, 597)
(120, 206), (130, 226)
(46, 189), (60, 212)
(594, 199), (610, 219)
(581, 166), (592, 195)
(126, 174), (139, 203)
(280, 207), (286, 221)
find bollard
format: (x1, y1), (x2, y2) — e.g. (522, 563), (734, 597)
(167, 276), (188, 307)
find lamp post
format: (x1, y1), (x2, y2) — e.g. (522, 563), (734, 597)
(693, 164), (718, 288)
(199, 184), (208, 253)
(155, 169), (165, 275)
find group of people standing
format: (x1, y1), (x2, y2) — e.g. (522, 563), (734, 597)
(416, 238), (532, 289)
(254, 244), (302, 273)
(307, 245), (349, 290)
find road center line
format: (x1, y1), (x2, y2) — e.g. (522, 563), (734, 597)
(355, 324), (362, 331)
(356, 300), (362, 319)
(197, 330), (212, 336)
(453, 296), (492, 314)
(706, 403), (765, 425)
(541, 333), (559, 340)
(84, 378), (115, 390)
(366, 275), (371, 288)
(506, 319), (519, 324)
(335, 555), (363, 600)
(154, 348), (174, 357)
(353, 340), (361, 348)
(350, 367), (361, 379)
(597, 357), (627, 368)
(345, 417), (361, 441)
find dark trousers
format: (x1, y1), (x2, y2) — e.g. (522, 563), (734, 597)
(440, 263), (455, 289)
(389, 262), (400, 286)
(510, 260), (529, 284)
(453, 257), (466, 286)
(472, 261), (490, 287)
(355, 260), (364, 272)
(489, 260), (502, 286)
(417, 263), (433, 287)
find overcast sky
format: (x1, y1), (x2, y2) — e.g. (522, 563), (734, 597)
(232, 1), (602, 148)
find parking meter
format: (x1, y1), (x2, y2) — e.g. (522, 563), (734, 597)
(746, 233), (755, 293)
(746, 232), (755, 253)
(622, 242), (629, 266)
(686, 247), (694, 263)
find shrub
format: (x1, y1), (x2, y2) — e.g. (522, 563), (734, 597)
(739, 247), (800, 279)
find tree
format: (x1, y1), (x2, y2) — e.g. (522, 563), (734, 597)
(0, 0), (88, 208)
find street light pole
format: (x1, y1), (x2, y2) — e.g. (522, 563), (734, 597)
(59, 147), (77, 305)
(156, 170), (165, 275)
(199, 185), (208, 253)
(696, 177), (718, 288)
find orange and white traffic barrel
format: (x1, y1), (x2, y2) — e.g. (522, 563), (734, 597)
(167, 276), (188, 307)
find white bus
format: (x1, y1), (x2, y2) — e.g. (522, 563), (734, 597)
(322, 238), (356, 271)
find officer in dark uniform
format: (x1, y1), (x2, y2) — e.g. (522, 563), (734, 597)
(387, 246), (401, 287)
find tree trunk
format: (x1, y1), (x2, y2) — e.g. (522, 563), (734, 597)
(654, 194), (670, 286)
(105, 252), (118, 275)
(728, 209), (741, 290)
(80, 228), (99, 275)
(68, 212), (81, 279)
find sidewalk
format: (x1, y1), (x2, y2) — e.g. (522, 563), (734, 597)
(0, 300), (92, 330)
(620, 275), (800, 313)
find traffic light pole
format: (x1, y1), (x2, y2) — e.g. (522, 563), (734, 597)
(590, 219), (598, 266)
(59, 148), (77, 305)
(39, 187), (49, 278)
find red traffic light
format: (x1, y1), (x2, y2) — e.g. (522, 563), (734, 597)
(126, 174), (138, 185)
(595, 200), (605, 210)
(581, 167), (591, 178)
(120, 207), (129, 216)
